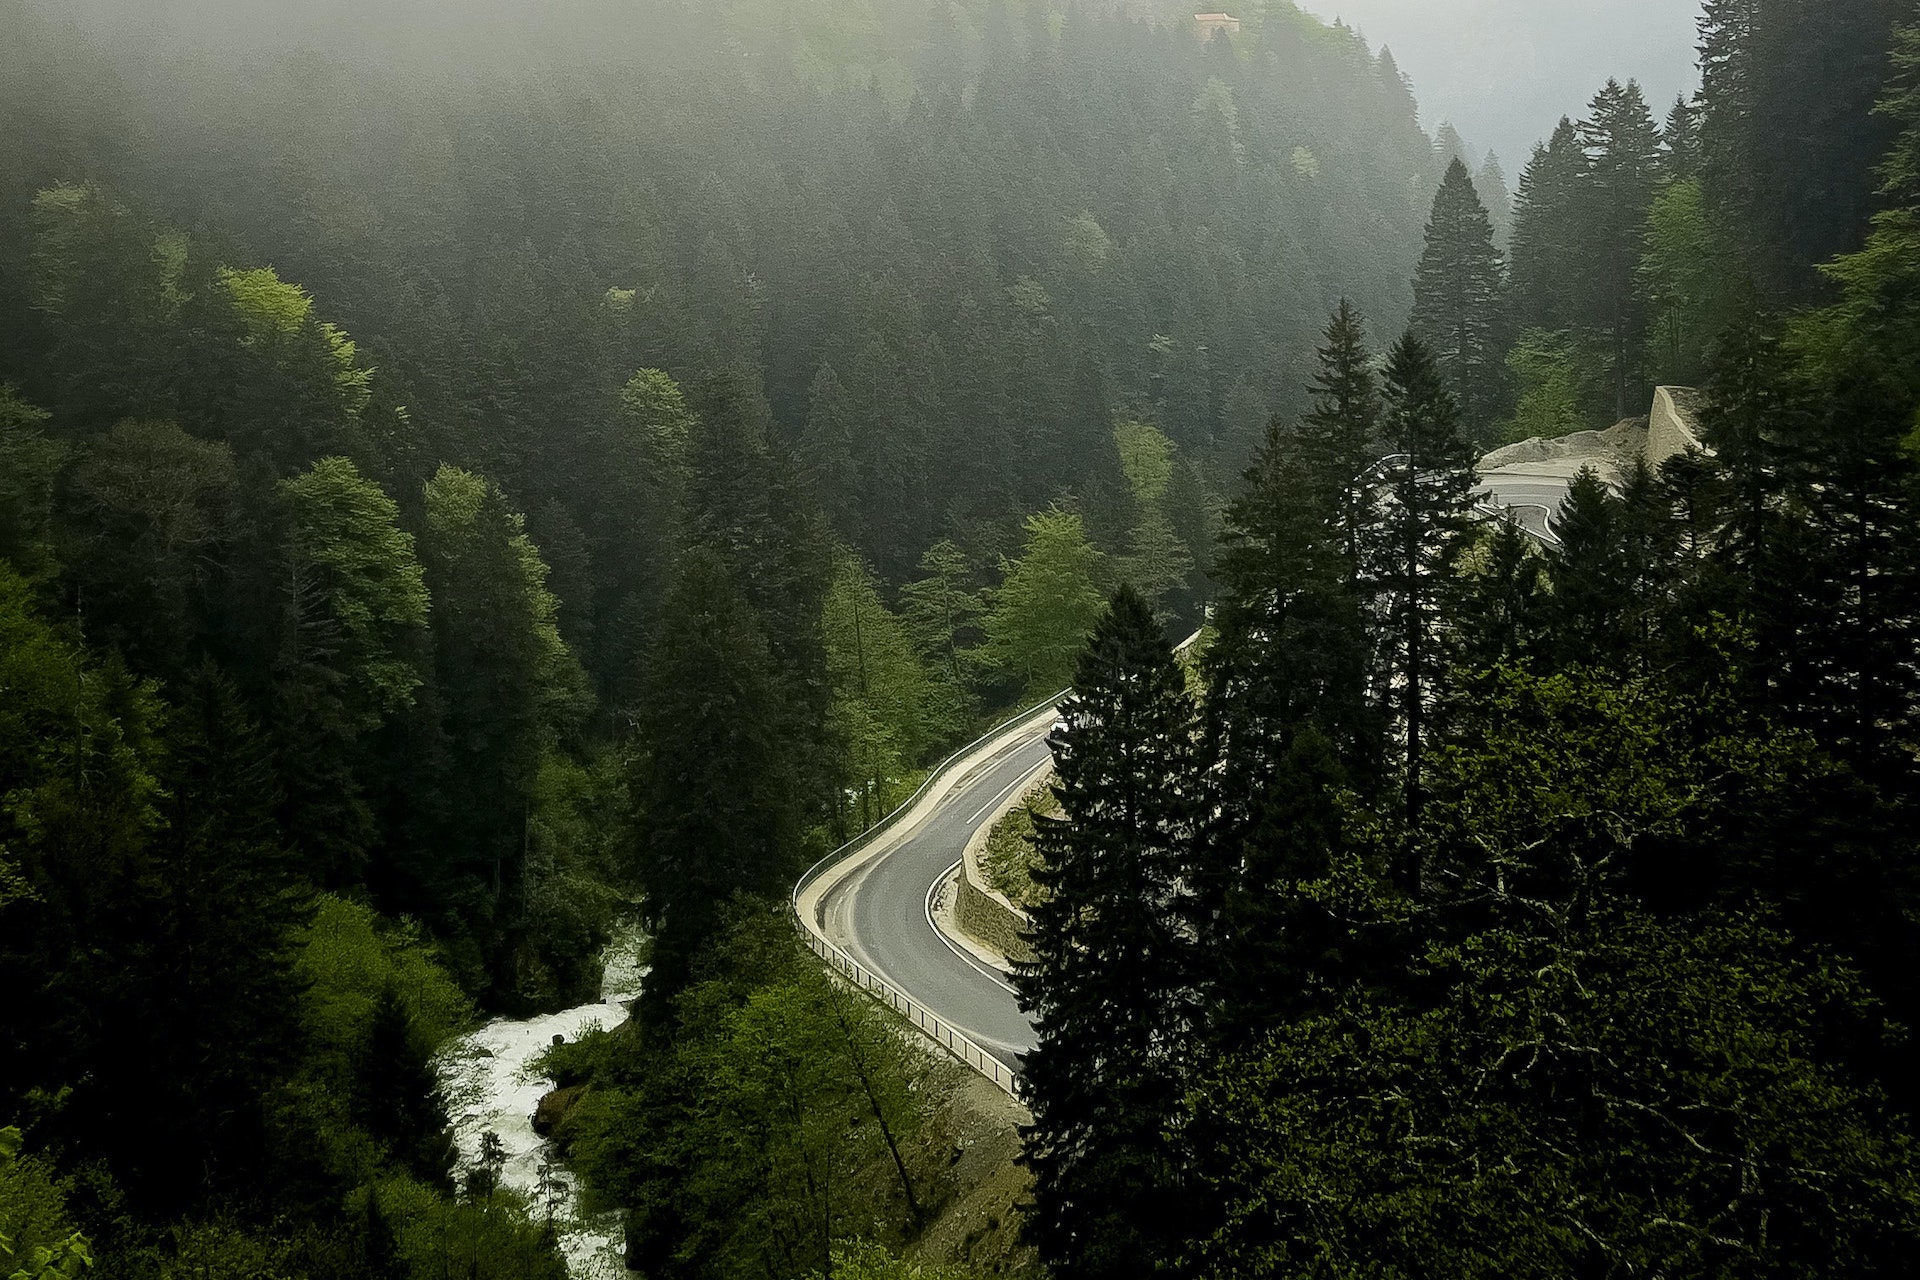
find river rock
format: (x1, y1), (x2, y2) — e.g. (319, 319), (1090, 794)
(532, 1083), (587, 1136)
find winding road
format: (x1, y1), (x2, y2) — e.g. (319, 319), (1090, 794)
(795, 468), (1575, 1090)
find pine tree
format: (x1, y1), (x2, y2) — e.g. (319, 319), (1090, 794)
(632, 548), (800, 1028)
(1367, 333), (1478, 873)
(1509, 118), (1585, 332)
(1697, 0), (1905, 302)
(1017, 587), (1200, 1280)
(1452, 518), (1549, 673)
(1294, 300), (1381, 575)
(1546, 467), (1636, 669)
(355, 983), (457, 1191)
(1661, 96), (1701, 179)
(1411, 157), (1510, 442)
(1475, 152), (1514, 249)
(416, 465), (588, 938)
(1208, 418), (1373, 809)
(1576, 79), (1664, 419)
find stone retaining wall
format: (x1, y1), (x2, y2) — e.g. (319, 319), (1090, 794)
(954, 774), (1044, 966)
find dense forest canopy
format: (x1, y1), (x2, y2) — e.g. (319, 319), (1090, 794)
(8, 0), (1920, 1277)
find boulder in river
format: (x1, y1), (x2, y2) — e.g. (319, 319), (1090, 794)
(532, 1083), (587, 1136)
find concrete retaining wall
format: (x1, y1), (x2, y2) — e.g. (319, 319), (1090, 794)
(954, 774), (1044, 966)
(1648, 386), (1705, 469)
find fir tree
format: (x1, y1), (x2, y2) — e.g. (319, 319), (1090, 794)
(1509, 118), (1584, 331)
(1661, 95), (1702, 179)
(1294, 299), (1381, 576)
(632, 548), (800, 1028)
(1452, 518), (1549, 673)
(355, 982), (457, 1191)
(1411, 157), (1511, 442)
(1475, 151), (1514, 249)
(1367, 333), (1478, 873)
(1576, 79), (1664, 419)
(1017, 587), (1201, 1280)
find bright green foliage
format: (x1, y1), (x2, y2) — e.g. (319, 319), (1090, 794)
(807, 1242), (975, 1280)
(1186, 912), (1919, 1280)
(220, 267), (372, 420)
(294, 894), (475, 1072)
(1112, 420), (1194, 608)
(0, 388), (63, 580)
(1411, 158), (1510, 441)
(984, 507), (1106, 698)
(0, 1127), (92, 1280)
(278, 456), (430, 730)
(563, 910), (953, 1280)
(1496, 328), (1605, 442)
(822, 553), (936, 831)
(363, 1176), (568, 1280)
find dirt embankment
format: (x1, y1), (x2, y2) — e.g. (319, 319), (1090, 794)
(911, 1074), (1044, 1277)
(1480, 417), (1650, 484)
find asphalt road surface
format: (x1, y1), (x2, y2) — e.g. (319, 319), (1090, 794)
(819, 723), (1054, 1071)
(1475, 469), (1577, 543)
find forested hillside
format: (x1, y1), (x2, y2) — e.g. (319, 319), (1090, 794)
(1013, 1), (1920, 1276)
(0, 1), (1451, 1276)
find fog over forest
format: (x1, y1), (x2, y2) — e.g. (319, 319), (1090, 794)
(7, 1), (1920, 1278)
(1308, 0), (1702, 166)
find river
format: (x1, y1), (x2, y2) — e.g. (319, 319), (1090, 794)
(436, 930), (644, 1279)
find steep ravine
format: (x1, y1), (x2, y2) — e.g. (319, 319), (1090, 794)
(436, 931), (645, 1279)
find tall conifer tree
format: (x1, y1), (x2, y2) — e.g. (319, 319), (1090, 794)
(1412, 157), (1511, 441)
(1367, 334), (1477, 873)
(1017, 587), (1200, 1280)
(1294, 300), (1382, 575)
(1576, 79), (1664, 419)
(1509, 118), (1584, 331)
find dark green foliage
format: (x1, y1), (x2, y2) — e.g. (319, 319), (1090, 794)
(1576, 79), (1665, 418)
(1509, 118), (1585, 332)
(1411, 159), (1510, 441)
(1293, 300), (1382, 573)
(1698, 0), (1907, 303)
(1186, 910), (1920, 1280)
(1366, 332), (1478, 851)
(631, 549), (801, 1028)
(1017, 587), (1200, 1280)
(0, 388), (64, 580)
(59, 420), (238, 680)
(1451, 517), (1549, 672)
(355, 985), (457, 1192)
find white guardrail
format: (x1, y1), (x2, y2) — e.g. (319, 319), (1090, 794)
(789, 629), (1206, 1100)
(790, 692), (1067, 1100)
